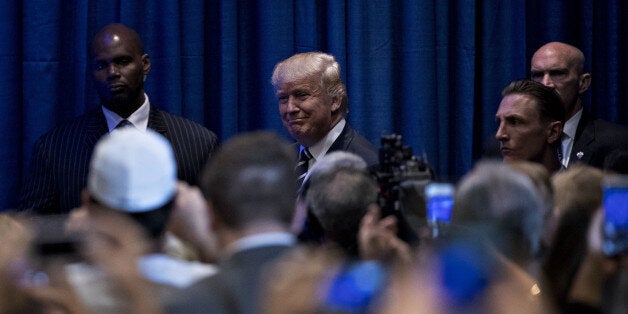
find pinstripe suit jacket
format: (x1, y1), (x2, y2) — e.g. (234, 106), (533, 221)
(19, 106), (219, 214)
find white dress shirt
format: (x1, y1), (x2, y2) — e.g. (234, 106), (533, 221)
(102, 93), (151, 132)
(561, 108), (582, 167)
(304, 118), (346, 169)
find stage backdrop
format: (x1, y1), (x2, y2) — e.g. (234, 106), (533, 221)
(1, 0), (626, 210)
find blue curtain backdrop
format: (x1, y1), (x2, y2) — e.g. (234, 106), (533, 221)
(1, 0), (627, 210)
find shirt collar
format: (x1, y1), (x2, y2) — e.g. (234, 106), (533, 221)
(225, 232), (295, 256)
(307, 119), (346, 163)
(138, 253), (217, 288)
(563, 108), (582, 139)
(102, 93), (151, 132)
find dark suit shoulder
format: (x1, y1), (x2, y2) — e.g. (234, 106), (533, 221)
(19, 110), (107, 213)
(167, 245), (293, 314)
(577, 116), (628, 148)
(148, 109), (219, 185)
(331, 123), (379, 167)
(577, 111), (628, 140)
(572, 114), (628, 168)
(158, 110), (215, 133)
(590, 118), (628, 136)
(166, 273), (231, 314)
(153, 110), (219, 149)
(36, 110), (102, 140)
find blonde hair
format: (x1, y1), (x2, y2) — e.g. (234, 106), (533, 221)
(551, 164), (603, 218)
(261, 246), (344, 314)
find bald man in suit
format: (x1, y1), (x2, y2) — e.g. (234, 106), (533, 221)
(530, 42), (628, 168)
(484, 42), (628, 169)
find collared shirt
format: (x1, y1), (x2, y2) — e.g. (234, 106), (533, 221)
(305, 119), (346, 169)
(139, 253), (217, 289)
(224, 232), (296, 258)
(66, 254), (216, 312)
(561, 108), (583, 167)
(102, 93), (151, 132)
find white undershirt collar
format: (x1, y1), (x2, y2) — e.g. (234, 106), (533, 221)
(102, 93), (150, 132)
(563, 108), (582, 141)
(561, 108), (582, 166)
(225, 232), (295, 257)
(305, 119), (346, 168)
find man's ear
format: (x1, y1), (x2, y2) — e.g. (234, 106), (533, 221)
(142, 54), (151, 75)
(547, 121), (563, 144)
(330, 96), (342, 113)
(578, 72), (591, 94)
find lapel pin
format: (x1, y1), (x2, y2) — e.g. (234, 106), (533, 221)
(576, 151), (584, 159)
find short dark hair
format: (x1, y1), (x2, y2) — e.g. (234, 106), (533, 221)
(128, 198), (174, 239)
(89, 196), (174, 240)
(502, 79), (565, 123)
(200, 131), (297, 229)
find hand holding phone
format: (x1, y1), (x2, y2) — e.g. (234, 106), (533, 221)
(29, 214), (81, 260)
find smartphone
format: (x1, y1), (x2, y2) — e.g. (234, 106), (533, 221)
(602, 175), (628, 256)
(425, 183), (454, 238)
(29, 214), (81, 259)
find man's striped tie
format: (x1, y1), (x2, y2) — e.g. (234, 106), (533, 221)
(295, 147), (313, 188)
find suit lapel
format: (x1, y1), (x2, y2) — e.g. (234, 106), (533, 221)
(84, 109), (109, 148)
(328, 122), (353, 153)
(571, 111), (595, 164)
(147, 106), (168, 136)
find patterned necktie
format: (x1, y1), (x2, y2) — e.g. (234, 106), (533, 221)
(295, 147), (313, 188)
(114, 119), (134, 131)
(560, 132), (571, 167)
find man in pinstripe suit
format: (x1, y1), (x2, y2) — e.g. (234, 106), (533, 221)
(18, 23), (218, 214)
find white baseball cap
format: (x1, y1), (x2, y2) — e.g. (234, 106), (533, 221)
(87, 128), (177, 213)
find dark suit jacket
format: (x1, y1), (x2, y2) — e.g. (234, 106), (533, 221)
(569, 111), (628, 168)
(19, 106), (218, 214)
(166, 244), (293, 314)
(295, 123), (378, 243)
(327, 122), (379, 167)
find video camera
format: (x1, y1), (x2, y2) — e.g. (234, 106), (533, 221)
(372, 134), (434, 242)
